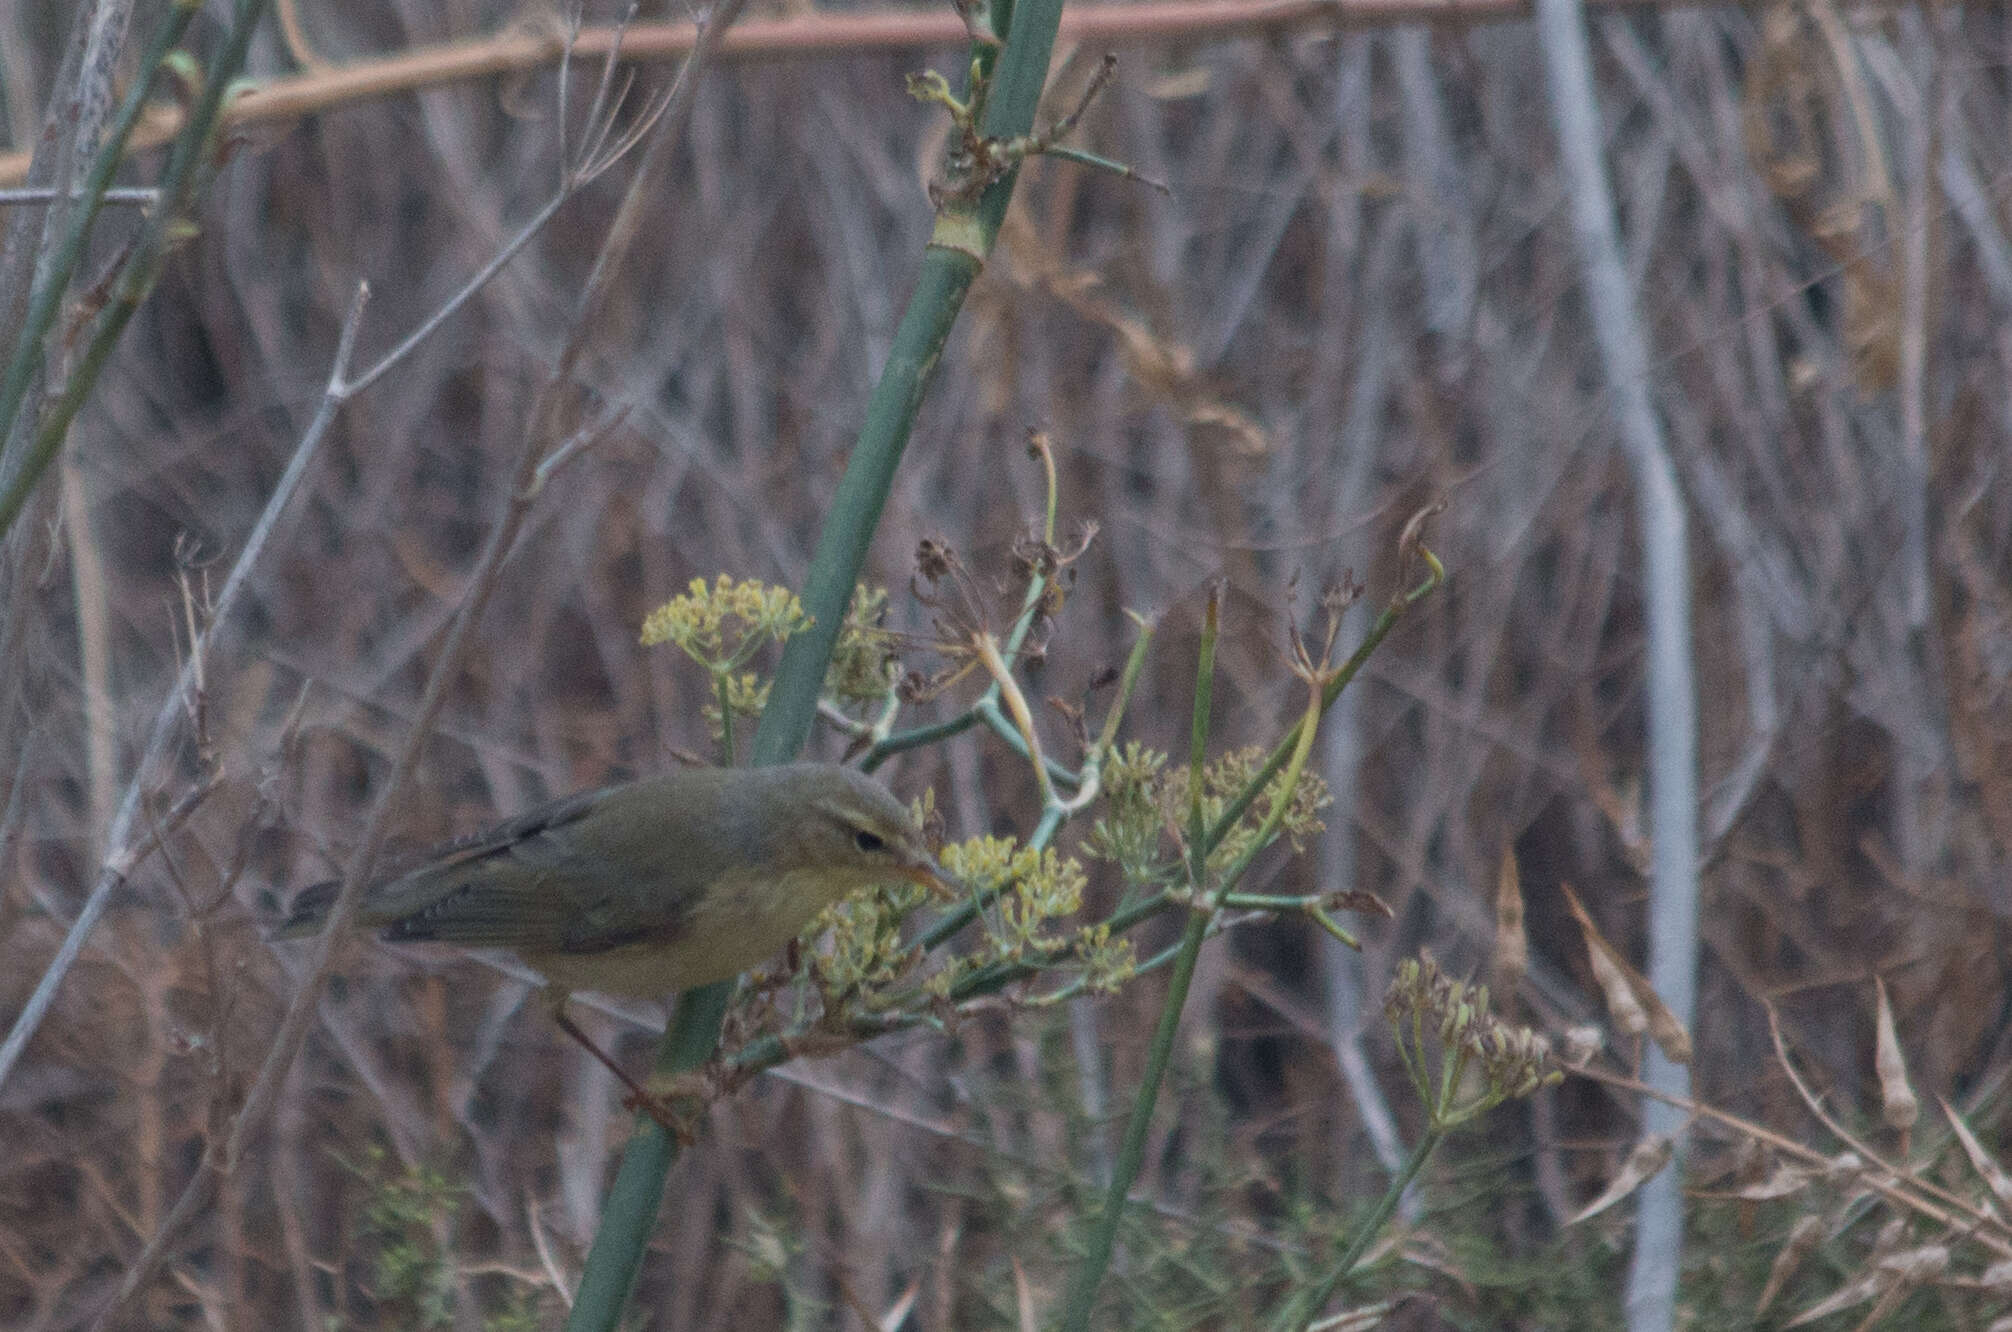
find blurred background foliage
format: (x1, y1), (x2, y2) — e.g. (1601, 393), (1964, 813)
(2, 0), (2010, 1326)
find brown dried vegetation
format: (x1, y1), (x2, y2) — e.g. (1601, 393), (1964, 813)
(3, 0), (2012, 1327)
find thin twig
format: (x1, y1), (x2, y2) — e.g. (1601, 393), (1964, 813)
(0, 0), (1755, 192)
(85, 42), (672, 1310)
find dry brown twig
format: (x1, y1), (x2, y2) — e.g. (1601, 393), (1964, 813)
(81, 10), (727, 1321)
(1563, 1010), (2012, 1265)
(0, 0), (1761, 188)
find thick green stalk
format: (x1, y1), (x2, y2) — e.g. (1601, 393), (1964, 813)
(562, 245), (989, 1332)
(564, 0), (1066, 1322)
(562, 983), (732, 1324)
(755, 246), (981, 764)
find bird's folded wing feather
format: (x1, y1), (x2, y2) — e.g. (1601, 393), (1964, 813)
(397, 784), (608, 878)
(287, 786), (615, 950)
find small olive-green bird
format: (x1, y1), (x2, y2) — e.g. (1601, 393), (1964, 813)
(279, 762), (942, 1105)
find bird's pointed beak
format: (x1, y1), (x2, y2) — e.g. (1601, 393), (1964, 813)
(899, 852), (954, 895)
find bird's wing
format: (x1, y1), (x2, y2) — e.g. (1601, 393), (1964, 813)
(276, 788), (607, 941)
(401, 785), (607, 876)
(363, 786), (616, 950)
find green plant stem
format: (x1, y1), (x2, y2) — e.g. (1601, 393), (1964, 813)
(863, 706), (981, 765)
(1223, 892), (1328, 910)
(1032, 429), (1059, 540)
(1057, 591), (1221, 1331)
(567, 0), (1066, 1319)
(909, 604), (1152, 953)
(757, 256), (976, 762)
(1281, 1123), (1444, 1332)
(1185, 587), (1220, 862)
(0, 1), (220, 540)
(1055, 889), (1208, 1331)
(564, 983), (733, 1324)
(1310, 908), (1361, 948)
(1207, 677), (1324, 897)
(713, 666), (736, 765)
(1061, 590), (1340, 1327)
(567, 248), (988, 1332)
(1204, 554), (1442, 853)
(869, 695), (1079, 789)
(0, 4), (194, 448)
(1090, 613), (1157, 755)
(1395, 1002), (1431, 1103)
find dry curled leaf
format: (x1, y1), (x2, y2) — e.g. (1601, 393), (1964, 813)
(1558, 881), (1692, 1064)
(1784, 1243), (1948, 1328)
(1756, 1214), (1826, 1315)
(1872, 976), (1918, 1131)
(1693, 1160), (1820, 1204)
(1940, 1097), (2012, 1217)
(1568, 1134), (1674, 1225)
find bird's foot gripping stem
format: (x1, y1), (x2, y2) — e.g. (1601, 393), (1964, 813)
(550, 998), (714, 1145)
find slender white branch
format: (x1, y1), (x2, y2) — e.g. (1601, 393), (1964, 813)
(0, 281), (373, 1093)
(0, 185), (159, 205)
(1534, 1), (1701, 1329)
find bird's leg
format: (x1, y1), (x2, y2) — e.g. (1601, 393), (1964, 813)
(546, 994), (708, 1144)
(547, 999), (644, 1095)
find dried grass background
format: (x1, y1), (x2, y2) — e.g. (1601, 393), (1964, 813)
(4, 0), (2011, 1327)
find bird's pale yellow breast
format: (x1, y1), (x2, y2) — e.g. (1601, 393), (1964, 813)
(523, 866), (847, 999)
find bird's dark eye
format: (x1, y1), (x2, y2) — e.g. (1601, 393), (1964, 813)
(853, 829), (886, 854)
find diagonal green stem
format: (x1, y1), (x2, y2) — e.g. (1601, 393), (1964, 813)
(0, 2), (237, 540)
(908, 595), (1148, 954)
(1278, 1123), (1443, 1332)
(1204, 554), (1442, 854)
(1057, 589), (1221, 1332)
(0, 4), (194, 452)
(566, 0), (1067, 1323)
